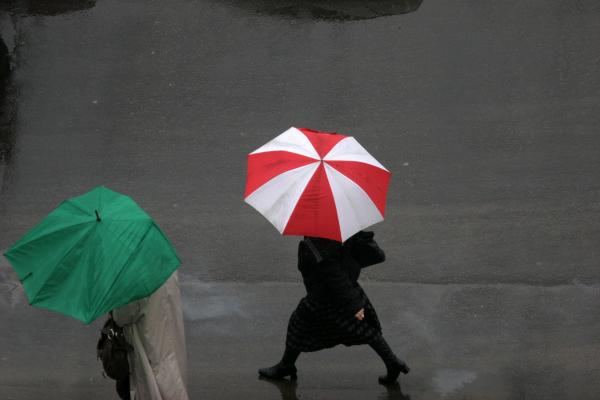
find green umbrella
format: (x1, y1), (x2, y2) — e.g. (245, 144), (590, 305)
(3, 186), (181, 324)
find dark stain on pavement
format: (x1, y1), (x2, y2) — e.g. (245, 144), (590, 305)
(0, 27), (15, 172)
(224, 0), (424, 21)
(574, 0), (600, 12)
(1, 0), (96, 16)
(0, 0), (97, 189)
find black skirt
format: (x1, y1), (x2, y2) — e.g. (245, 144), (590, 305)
(285, 287), (382, 352)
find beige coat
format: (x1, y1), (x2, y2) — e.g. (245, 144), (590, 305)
(113, 271), (189, 400)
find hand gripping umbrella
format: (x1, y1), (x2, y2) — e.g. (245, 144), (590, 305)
(244, 127), (391, 242)
(3, 186), (181, 324)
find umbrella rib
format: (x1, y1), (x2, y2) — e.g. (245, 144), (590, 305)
(324, 163), (383, 241)
(88, 221), (155, 321)
(327, 162), (379, 212)
(246, 162), (320, 233)
(105, 217), (151, 222)
(323, 137), (388, 171)
(27, 223), (97, 305)
(9, 220), (96, 250)
(327, 166), (363, 240)
(250, 127), (321, 160)
(64, 199), (95, 217)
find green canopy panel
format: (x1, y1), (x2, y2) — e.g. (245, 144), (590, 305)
(4, 186), (181, 324)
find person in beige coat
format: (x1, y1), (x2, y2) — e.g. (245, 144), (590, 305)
(113, 271), (189, 400)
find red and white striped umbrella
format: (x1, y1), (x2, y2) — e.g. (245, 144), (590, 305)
(244, 127), (391, 242)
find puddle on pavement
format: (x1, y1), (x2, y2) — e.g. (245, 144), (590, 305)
(222, 0), (424, 21)
(181, 282), (245, 321)
(432, 369), (477, 396)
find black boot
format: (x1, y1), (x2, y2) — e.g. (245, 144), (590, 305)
(369, 335), (410, 385)
(258, 347), (300, 381)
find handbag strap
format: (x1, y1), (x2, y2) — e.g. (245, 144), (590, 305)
(304, 238), (323, 263)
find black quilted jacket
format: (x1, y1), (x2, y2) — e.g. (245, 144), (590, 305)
(297, 232), (385, 317)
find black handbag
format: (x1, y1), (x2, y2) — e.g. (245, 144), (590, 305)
(96, 316), (132, 381)
(349, 231), (386, 268)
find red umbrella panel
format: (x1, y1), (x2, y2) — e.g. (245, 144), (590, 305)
(244, 127), (391, 242)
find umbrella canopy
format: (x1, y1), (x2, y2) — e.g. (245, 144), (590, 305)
(244, 127), (391, 242)
(3, 186), (181, 324)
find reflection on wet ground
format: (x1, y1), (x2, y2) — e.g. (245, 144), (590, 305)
(1, 279), (600, 399)
(259, 376), (411, 400)
(222, 0), (423, 21)
(378, 382), (411, 400)
(0, 0), (98, 189)
(432, 369), (476, 397)
(0, 34), (8, 78)
(259, 377), (300, 400)
(0, 24), (15, 175)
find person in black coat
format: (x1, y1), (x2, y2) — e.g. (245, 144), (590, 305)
(258, 231), (409, 385)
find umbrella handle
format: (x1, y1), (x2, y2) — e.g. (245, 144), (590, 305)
(95, 210), (101, 222)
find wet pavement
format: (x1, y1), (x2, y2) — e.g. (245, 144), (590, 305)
(2, 266), (600, 399)
(0, 268), (600, 400)
(1, 0), (600, 398)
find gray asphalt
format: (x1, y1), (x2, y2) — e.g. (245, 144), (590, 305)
(1, 0), (599, 399)
(2, 266), (600, 399)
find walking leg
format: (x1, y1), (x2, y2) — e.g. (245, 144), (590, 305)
(258, 346), (300, 380)
(281, 346), (300, 366)
(369, 335), (410, 384)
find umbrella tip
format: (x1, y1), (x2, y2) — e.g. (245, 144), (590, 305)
(95, 210), (101, 222)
